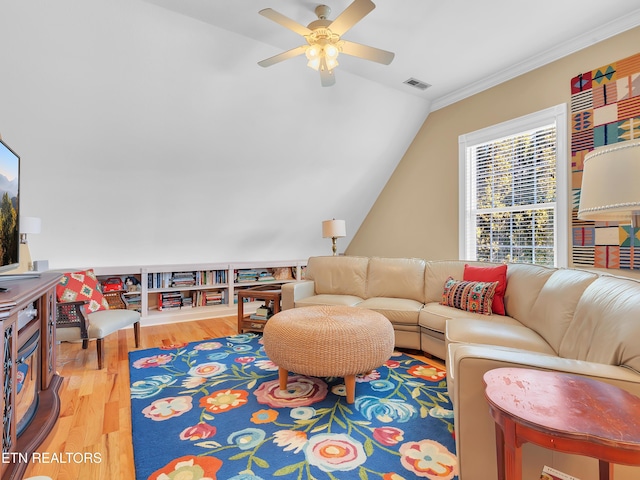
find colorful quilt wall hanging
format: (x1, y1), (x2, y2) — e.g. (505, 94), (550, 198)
(571, 52), (640, 269)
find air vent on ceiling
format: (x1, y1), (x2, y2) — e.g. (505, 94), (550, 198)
(403, 78), (431, 90)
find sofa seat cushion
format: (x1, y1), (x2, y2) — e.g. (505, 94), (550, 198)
(446, 318), (556, 355)
(295, 294), (363, 308)
(357, 297), (423, 326)
(419, 302), (520, 336)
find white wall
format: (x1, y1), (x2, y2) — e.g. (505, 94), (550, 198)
(0, 0), (428, 269)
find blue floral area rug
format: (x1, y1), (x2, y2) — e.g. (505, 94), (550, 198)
(128, 333), (459, 480)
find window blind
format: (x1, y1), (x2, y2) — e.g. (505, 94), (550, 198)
(472, 125), (556, 266)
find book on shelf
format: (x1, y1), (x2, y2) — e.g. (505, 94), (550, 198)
(249, 304), (273, 321)
(191, 289), (226, 307)
(124, 296), (141, 310)
(157, 291), (183, 310)
(172, 271), (196, 287)
(257, 270), (275, 282)
(196, 269), (227, 286)
(235, 268), (279, 283)
(236, 269), (259, 283)
(149, 272), (173, 289)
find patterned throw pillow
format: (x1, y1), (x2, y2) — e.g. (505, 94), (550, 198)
(440, 276), (499, 315)
(56, 269), (109, 313)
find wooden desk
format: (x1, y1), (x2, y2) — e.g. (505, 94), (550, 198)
(237, 285), (281, 333)
(483, 367), (640, 480)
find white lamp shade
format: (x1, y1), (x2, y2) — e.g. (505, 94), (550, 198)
(322, 219), (346, 238)
(578, 139), (640, 222)
(20, 216), (42, 235)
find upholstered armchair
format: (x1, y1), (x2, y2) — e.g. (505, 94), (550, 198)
(55, 270), (141, 369)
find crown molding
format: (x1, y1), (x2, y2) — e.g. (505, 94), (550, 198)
(430, 9), (640, 112)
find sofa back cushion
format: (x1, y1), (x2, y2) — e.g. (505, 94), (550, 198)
(306, 256), (369, 298)
(366, 257), (426, 302)
(424, 261), (468, 303)
(527, 269), (598, 352)
(559, 275), (640, 372)
(502, 263), (555, 324)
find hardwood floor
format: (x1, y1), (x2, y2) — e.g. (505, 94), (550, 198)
(23, 316), (441, 480)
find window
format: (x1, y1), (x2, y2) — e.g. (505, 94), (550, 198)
(459, 104), (568, 267)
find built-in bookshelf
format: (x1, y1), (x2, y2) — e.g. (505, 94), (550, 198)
(93, 260), (306, 325)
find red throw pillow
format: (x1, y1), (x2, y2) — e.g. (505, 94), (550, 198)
(56, 269), (109, 313)
(463, 264), (507, 315)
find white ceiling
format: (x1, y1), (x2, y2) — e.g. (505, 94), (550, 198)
(144, 0), (640, 111)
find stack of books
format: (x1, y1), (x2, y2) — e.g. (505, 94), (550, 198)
(250, 305), (272, 321)
(205, 290), (225, 306)
(172, 272), (196, 287)
(124, 294), (141, 312)
(257, 270), (275, 282)
(158, 292), (183, 310)
(236, 269), (259, 283)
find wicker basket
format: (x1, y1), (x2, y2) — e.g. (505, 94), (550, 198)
(103, 291), (126, 310)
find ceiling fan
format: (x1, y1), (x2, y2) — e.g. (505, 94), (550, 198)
(257, 0), (395, 87)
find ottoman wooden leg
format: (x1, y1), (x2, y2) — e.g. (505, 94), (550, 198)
(279, 367), (289, 390)
(345, 374), (356, 404)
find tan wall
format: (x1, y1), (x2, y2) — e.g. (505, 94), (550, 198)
(347, 27), (640, 266)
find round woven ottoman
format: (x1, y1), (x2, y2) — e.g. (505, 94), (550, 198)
(263, 305), (395, 404)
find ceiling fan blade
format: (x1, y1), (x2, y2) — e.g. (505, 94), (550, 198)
(259, 8), (312, 37)
(258, 45), (307, 68)
(328, 0), (375, 36)
(320, 58), (336, 87)
(340, 40), (394, 65)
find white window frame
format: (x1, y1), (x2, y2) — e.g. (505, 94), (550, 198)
(458, 104), (568, 267)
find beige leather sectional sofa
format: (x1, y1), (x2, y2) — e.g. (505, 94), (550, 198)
(281, 255), (640, 480)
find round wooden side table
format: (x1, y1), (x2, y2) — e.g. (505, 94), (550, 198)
(483, 367), (640, 480)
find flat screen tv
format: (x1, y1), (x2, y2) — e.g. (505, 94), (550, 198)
(0, 138), (20, 273)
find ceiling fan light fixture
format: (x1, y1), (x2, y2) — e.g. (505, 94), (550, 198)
(258, 0), (394, 86)
(305, 42), (340, 72)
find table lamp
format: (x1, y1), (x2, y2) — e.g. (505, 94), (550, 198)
(322, 219), (346, 256)
(578, 140), (640, 228)
(17, 216), (41, 272)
